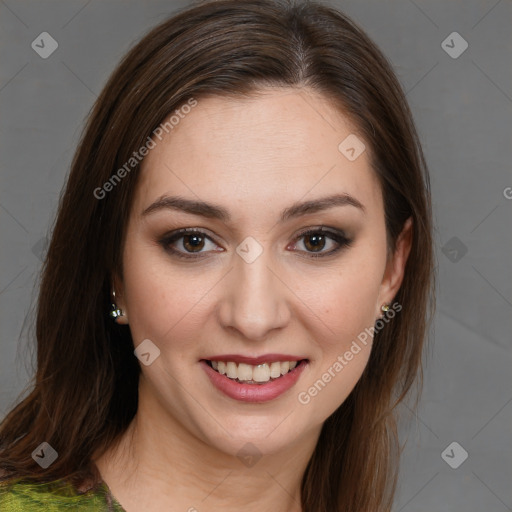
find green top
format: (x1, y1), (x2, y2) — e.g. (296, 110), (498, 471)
(0, 477), (127, 511)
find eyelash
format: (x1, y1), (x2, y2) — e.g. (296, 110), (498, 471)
(158, 226), (352, 261)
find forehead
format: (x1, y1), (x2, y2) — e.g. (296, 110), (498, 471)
(134, 88), (382, 223)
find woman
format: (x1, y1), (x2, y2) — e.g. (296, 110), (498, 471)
(0, 0), (434, 510)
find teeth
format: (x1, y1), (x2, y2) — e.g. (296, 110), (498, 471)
(209, 359), (301, 383)
(253, 364), (270, 382)
(237, 363), (253, 381)
(269, 361), (281, 379)
(226, 361), (237, 379)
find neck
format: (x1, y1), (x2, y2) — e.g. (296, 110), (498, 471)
(94, 386), (320, 512)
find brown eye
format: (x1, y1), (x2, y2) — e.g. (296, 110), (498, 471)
(292, 227), (352, 258)
(159, 228), (222, 260)
(303, 232), (327, 252)
(182, 233), (206, 252)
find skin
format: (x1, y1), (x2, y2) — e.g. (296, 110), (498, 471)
(94, 87), (412, 512)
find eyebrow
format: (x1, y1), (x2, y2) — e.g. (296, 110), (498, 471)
(141, 193), (365, 222)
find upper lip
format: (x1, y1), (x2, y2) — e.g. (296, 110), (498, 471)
(203, 354), (307, 365)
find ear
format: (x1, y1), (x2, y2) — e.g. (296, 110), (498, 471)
(111, 272), (129, 325)
(377, 216), (413, 316)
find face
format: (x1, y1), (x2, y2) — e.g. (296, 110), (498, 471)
(114, 88), (410, 458)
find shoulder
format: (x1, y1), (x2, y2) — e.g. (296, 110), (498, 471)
(0, 476), (123, 511)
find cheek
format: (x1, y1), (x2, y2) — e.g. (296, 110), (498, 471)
(295, 304), (377, 420)
(122, 222), (386, 354)
(121, 239), (214, 346)
(299, 251), (385, 344)
(294, 250), (384, 411)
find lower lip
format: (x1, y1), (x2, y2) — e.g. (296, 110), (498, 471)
(200, 360), (308, 403)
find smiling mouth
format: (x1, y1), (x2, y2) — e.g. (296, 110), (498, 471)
(204, 359), (308, 384)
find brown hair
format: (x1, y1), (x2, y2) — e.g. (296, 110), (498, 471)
(0, 0), (435, 510)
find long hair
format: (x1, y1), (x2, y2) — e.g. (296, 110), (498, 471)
(0, 1), (435, 510)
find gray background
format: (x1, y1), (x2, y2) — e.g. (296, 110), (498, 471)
(1, 0), (511, 510)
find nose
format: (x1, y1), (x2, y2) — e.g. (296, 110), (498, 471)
(217, 248), (290, 341)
